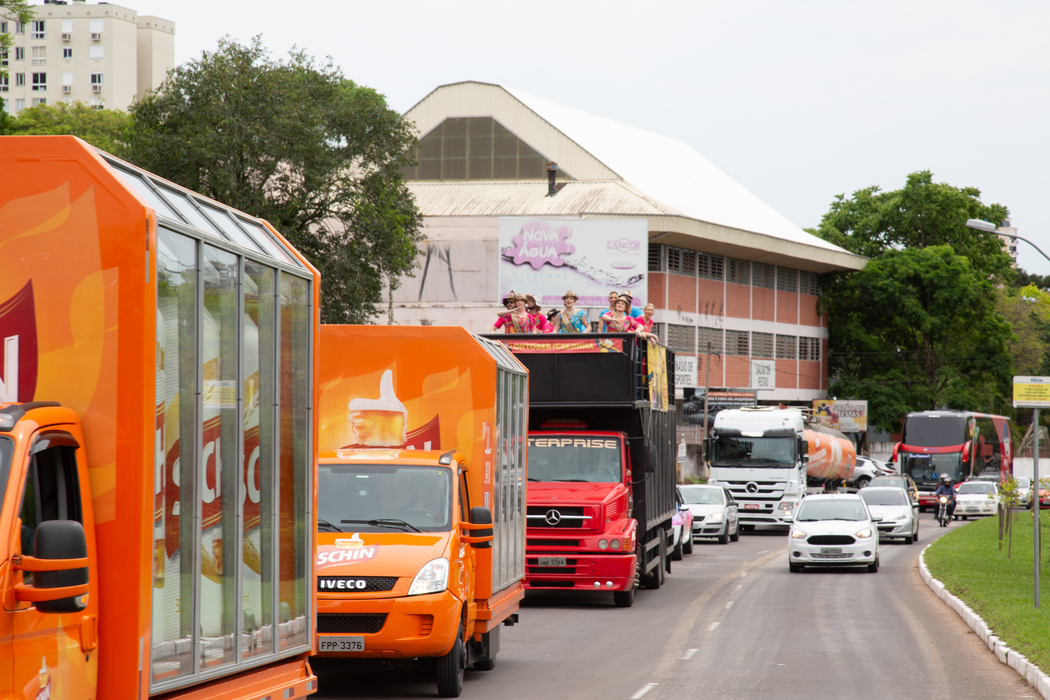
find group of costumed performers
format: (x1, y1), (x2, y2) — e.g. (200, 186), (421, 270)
(492, 289), (658, 343)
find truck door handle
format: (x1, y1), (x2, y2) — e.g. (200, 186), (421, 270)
(80, 615), (98, 652)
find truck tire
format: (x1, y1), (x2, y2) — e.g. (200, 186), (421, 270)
(664, 533), (673, 575)
(643, 536), (666, 589)
(613, 588), (635, 607)
(436, 621), (466, 697)
(855, 476), (871, 490)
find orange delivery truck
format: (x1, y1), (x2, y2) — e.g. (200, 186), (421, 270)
(314, 326), (527, 697)
(0, 137), (319, 698)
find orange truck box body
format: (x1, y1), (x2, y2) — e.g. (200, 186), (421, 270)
(314, 326), (527, 669)
(0, 136), (320, 698)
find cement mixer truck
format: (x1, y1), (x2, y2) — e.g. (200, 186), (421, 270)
(706, 407), (855, 530)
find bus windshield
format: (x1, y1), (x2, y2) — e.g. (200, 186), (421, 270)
(527, 435), (622, 483)
(317, 463), (452, 533)
(711, 436), (795, 467)
(901, 452), (963, 487)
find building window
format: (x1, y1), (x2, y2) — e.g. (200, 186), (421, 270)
(15, 98), (25, 113)
(0, 75), (7, 92)
(0, 22), (7, 34)
(63, 47), (72, 59)
(799, 337), (821, 362)
(652, 322), (665, 343)
(15, 22), (25, 35)
(697, 327), (723, 354)
(775, 335), (797, 360)
(0, 49), (7, 67)
(667, 247), (696, 276)
(31, 46), (45, 66)
(15, 73), (25, 87)
(402, 116), (570, 182)
(31, 97), (45, 106)
(800, 270), (820, 296)
(697, 252), (724, 280)
(776, 267), (798, 292)
(752, 262), (775, 289)
(31, 20), (44, 39)
(89, 45), (104, 60)
(1, 98), (7, 113)
(727, 259), (750, 286)
(666, 324), (696, 353)
(91, 72), (104, 86)
(648, 244), (663, 272)
(89, 97), (104, 110)
(31, 73), (46, 91)
(15, 47), (24, 61)
(62, 19), (72, 33)
(726, 330), (749, 356)
(752, 332), (774, 359)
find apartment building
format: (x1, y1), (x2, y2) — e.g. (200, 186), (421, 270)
(0, 0), (174, 116)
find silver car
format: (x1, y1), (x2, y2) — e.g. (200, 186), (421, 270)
(788, 494), (880, 573)
(680, 484), (740, 545)
(859, 486), (918, 544)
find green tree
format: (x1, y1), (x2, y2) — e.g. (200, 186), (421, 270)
(123, 37), (422, 323)
(0, 1), (33, 133)
(7, 101), (129, 152)
(821, 246), (1014, 432)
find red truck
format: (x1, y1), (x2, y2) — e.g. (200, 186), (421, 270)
(487, 334), (677, 607)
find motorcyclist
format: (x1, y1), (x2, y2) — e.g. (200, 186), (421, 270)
(933, 473), (957, 520)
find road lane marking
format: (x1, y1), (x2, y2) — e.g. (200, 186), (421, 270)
(683, 648), (698, 660)
(757, 550), (768, 554)
(725, 601), (734, 609)
(708, 622), (720, 631)
(736, 584), (743, 591)
(631, 683), (658, 699)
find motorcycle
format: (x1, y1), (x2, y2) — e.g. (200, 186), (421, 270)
(936, 495), (952, 527)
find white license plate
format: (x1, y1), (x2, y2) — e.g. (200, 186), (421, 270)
(966, 506), (979, 512)
(538, 557), (567, 567)
(820, 548), (842, 555)
(318, 636), (365, 652)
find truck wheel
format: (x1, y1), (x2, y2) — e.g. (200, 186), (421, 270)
(436, 622), (465, 697)
(613, 588), (635, 607)
(855, 476), (871, 490)
(658, 536), (668, 584)
(474, 657), (496, 671)
(644, 536), (666, 589)
(683, 534), (693, 555)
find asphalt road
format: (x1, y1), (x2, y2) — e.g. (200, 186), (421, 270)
(315, 512), (1038, 699)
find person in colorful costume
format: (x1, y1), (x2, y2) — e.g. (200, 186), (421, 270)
(525, 295), (554, 333)
(601, 295), (641, 333)
(635, 302), (659, 343)
(620, 290), (644, 318)
(599, 291), (619, 332)
(553, 289), (590, 333)
(491, 293), (535, 333)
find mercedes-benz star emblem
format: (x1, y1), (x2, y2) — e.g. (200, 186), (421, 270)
(545, 509), (562, 525)
(745, 482), (759, 494)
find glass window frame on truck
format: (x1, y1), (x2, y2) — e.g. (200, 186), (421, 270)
(0, 136), (319, 699)
(894, 411), (1014, 512)
(484, 333), (677, 608)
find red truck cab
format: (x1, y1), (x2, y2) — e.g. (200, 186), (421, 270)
(523, 429), (638, 606)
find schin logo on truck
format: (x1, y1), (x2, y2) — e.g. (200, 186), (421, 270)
(316, 534), (378, 568)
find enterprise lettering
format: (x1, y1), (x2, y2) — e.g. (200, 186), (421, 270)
(529, 438), (618, 449)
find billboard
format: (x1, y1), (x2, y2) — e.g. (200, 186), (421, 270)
(676, 355), (697, 388)
(498, 217), (647, 308)
(813, 399), (868, 432)
(1013, 376), (1050, 409)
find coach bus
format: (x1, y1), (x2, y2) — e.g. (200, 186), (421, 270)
(893, 410), (1014, 511)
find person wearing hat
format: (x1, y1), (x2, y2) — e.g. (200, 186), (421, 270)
(599, 290), (619, 332)
(491, 293), (535, 333)
(601, 294), (642, 333)
(552, 289), (590, 333)
(620, 290), (643, 319)
(525, 295), (554, 333)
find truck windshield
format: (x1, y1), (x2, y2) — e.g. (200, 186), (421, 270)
(711, 436), (794, 467)
(901, 452), (962, 486)
(0, 436), (10, 513)
(527, 435), (622, 483)
(317, 463), (452, 533)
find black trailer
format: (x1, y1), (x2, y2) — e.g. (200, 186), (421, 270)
(484, 333), (677, 587)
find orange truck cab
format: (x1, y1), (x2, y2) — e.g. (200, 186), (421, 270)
(315, 326), (528, 697)
(0, 137), (319, 699)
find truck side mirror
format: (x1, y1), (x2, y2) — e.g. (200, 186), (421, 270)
(17, 520), (90, 614)
(798, 438), (809, 464)
(463, 507), (493, 549)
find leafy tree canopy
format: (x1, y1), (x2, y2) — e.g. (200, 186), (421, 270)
(5, 101), (129, 152)
(823, 246), (1014, 432)
(811, 170), (1012, 280)
(0, 1), (32, 79)
(123, 36), (423, 323)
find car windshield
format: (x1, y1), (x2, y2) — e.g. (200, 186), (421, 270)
(871, 477), (907, 489)
(680, 487), (725, 505)
(958, 482), (995, 495)
(317, 463), (452, 532)
(1017, 478), (1031, 488)
(710, 436), (795, 467)
(860, 489), (908, 506)
(796, 499), (868, 522)
(527, 435), (621, 483)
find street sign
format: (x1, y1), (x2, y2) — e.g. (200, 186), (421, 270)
(1013, 376), (1050, 408)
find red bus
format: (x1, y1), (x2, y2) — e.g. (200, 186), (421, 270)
(893, 411), (1013, 511)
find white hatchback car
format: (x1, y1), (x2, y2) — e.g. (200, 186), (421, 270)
(955, 480), (999, 519)
(788, 494), (880, 573)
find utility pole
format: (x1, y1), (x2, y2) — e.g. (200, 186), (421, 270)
(702, 339), (712, 441)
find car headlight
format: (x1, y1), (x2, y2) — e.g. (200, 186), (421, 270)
(790, 528), (807, 539)
(855, 528), (873, 539)
(707, 512), (724, 523)
(408, 557), (449, 596)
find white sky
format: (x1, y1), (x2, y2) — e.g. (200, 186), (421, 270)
(127, 0), (1050, 276)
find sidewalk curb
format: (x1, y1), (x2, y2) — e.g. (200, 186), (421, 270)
(920, 545), (1050, 698)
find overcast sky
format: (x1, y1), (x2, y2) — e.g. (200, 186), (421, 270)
(128, 0), (1050, 276)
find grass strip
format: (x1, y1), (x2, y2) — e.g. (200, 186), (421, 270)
(925, 511), (1050, 672)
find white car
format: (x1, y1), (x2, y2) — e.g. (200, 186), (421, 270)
(680, 484), (740, 545)
(788, 494), (880, 573)
(955, 481), (1000, 519)
(1016, 477), (1033, 508)
(847, 457), (879, 489)
(859, 486), (918, 544)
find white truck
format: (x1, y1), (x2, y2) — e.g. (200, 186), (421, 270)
(706, 407), (855, 530)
